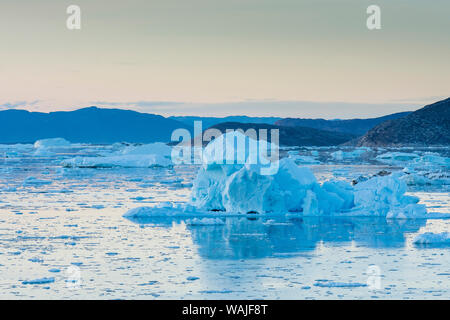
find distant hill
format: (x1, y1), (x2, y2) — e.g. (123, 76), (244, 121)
(275, 111), (411, 136)
(198, 122), (356, 147)
(170, 116), (281, 130)
(0, 107), (191, 144)
(356, 98), (450, 147)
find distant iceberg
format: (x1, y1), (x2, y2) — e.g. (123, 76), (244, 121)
(288, 152), (320, 164)
(61, 154), (172, 168)
(33, 138), (72, 157)
(61, 142), (172, 168)
(351, 173), (426, 219)
(401, 153), (450, 186)
(118, 142), (172, 157)
(34, 138), (71, 149)
(376, 152), (419, 164)
(413, 232), (450, 245)
(330, 148), (368, 161)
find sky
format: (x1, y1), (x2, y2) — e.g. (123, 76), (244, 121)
(0, 0), (449, 118)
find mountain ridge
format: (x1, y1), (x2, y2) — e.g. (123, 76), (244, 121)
(275, 111), (412, 135)
(0, 106), (191, 144)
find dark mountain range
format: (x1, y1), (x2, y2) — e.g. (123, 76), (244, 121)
(275, 111), (411, 136)
(356, 98), (450, 147)
(0, 107), (191, 144)
(3, 101), (443, 147)
(198, 122), (356, 146)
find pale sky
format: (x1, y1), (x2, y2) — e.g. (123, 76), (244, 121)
(0, 0), (449, 118)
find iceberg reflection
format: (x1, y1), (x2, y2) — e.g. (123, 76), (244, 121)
(126, 215), (426, 259)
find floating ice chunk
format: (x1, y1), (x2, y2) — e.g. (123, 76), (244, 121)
(413, 232), (450, 245)
(191, 158), (319, 214)
(33, 138), (71, 157)
(288, 154), (320, 164)
(4, 150), (19, 157)
(399, 154), (450, 186)
(412, 154), (450, 167)
(376, 152), (419, 164)
(313, 281), (367, 288)
(34, 138), (71, 149)
(386, 204), (427, 219)
(61, 142), (173, 168)
(119, 142), (172, 157)
(2, 185), (17, 192)
(330, 148), (368, 161)
(185, 218), (225, 226)
(23, 176), (52, 186)
(22, 277), (55, 285)
(33, 148), (55, 157)
(401, 171), (450, 186)
(352, 173), (426, 218)
(425, 212), (450, 219)
(124, 204), (198, 218)
(61, 154), (172, 168)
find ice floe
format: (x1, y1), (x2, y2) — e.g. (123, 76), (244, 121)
(376, 152), (419, 164)
(22, 176), (52, 186)
(61, 154), (172, 168)
(34, 138), (71, 149)
(118, 142), (172, 157)
(288, 152), (320, 164)
(330, 148), (368, 161)
(32, 138), (72, 157)
(400, 154), (450, 186)
(351, 173), (426, 219)
(413, 232), (450, 245)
